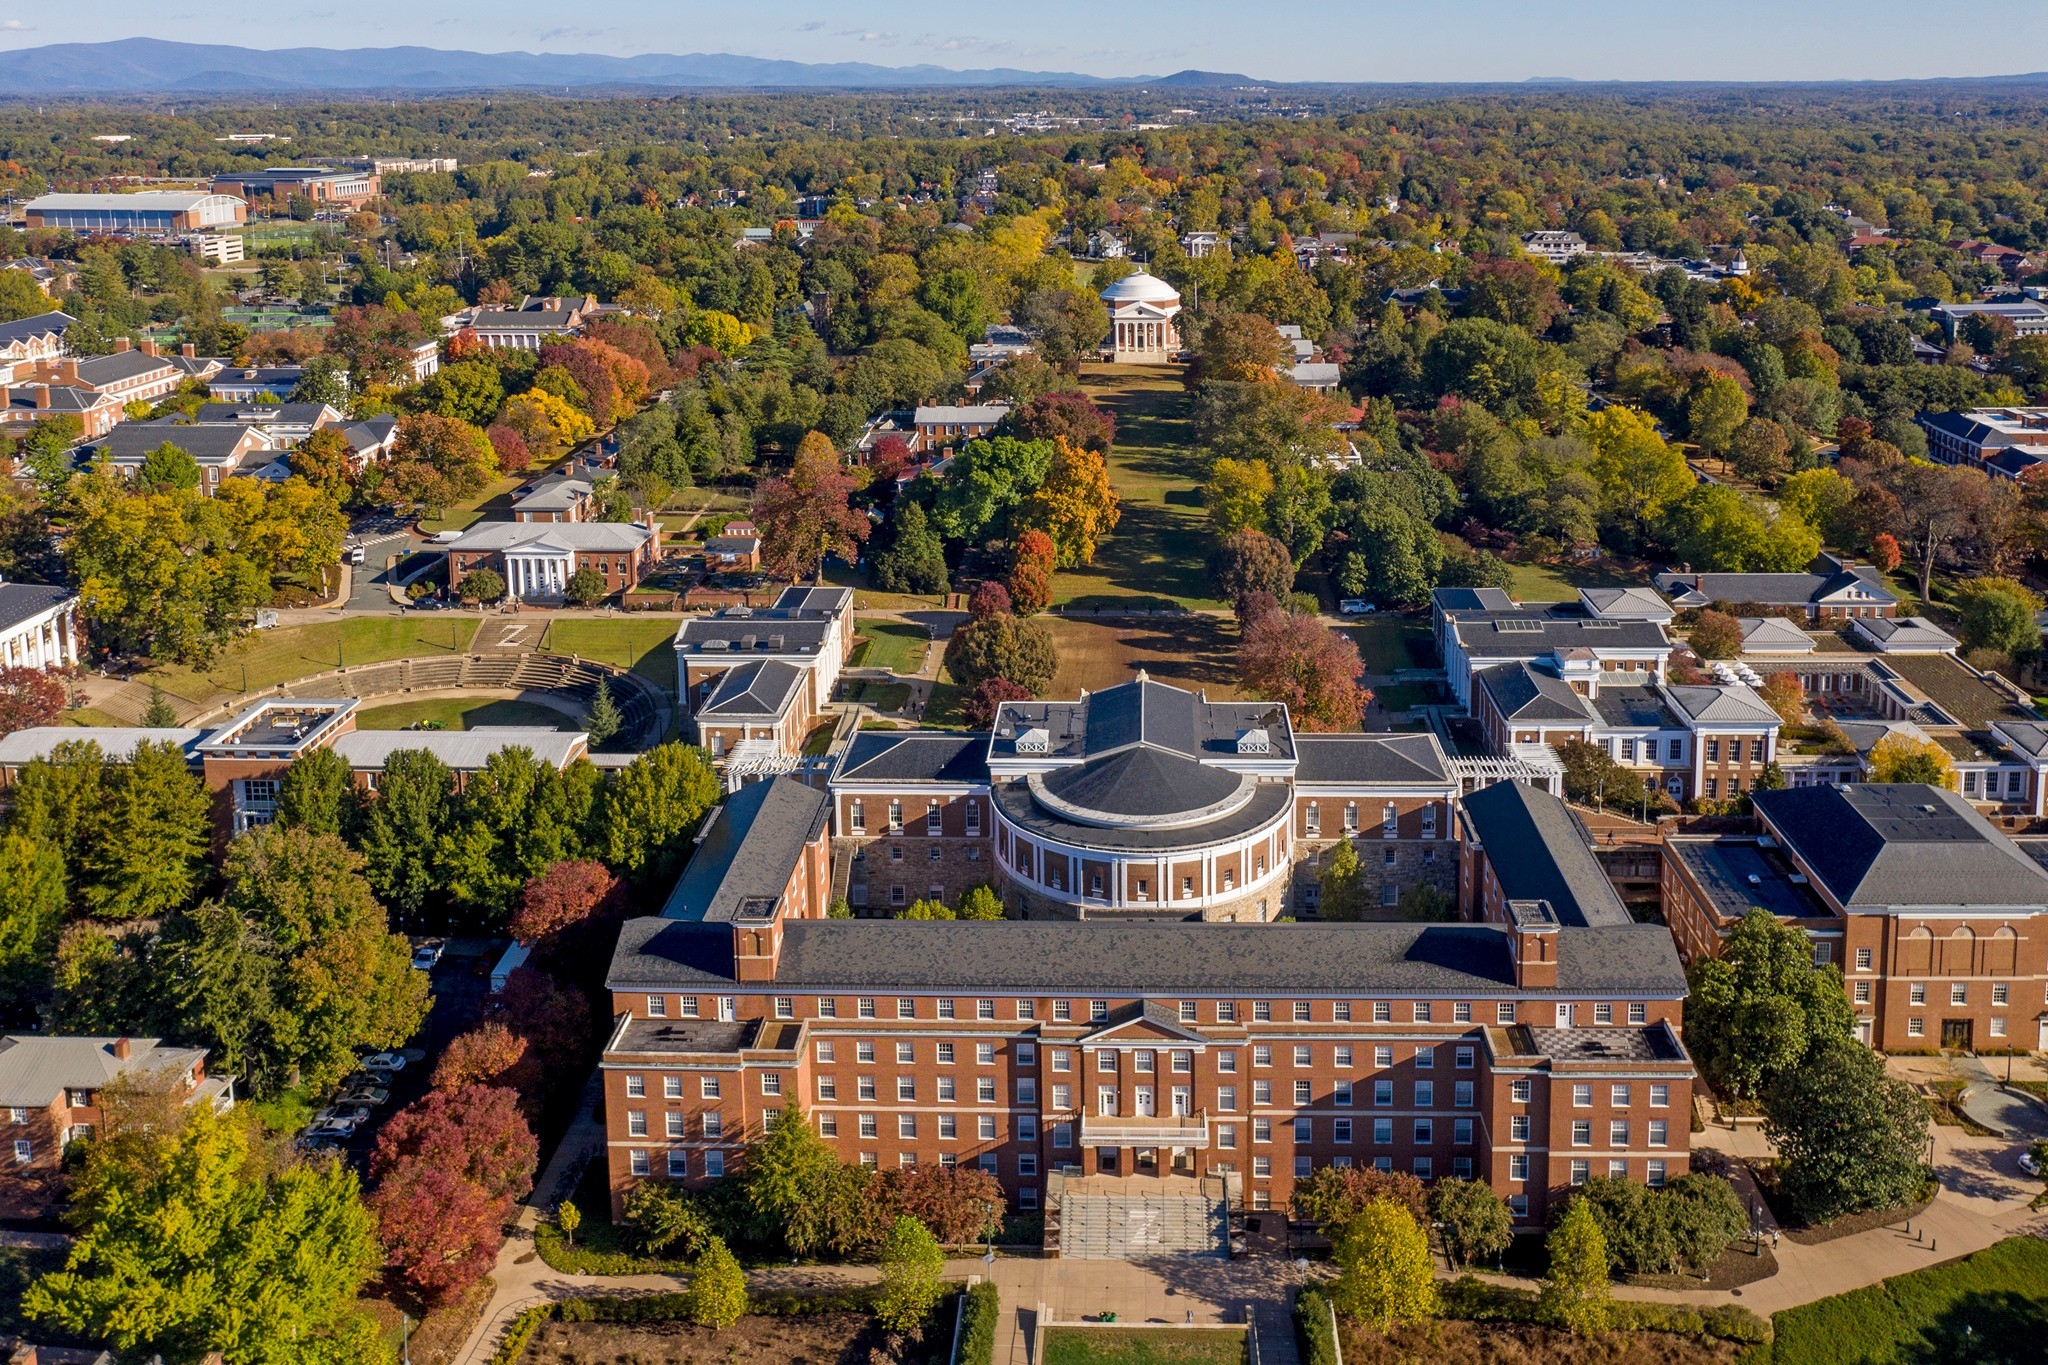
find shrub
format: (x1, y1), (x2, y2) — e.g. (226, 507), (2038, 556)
(1294, 1288), (1340, 1365)
(488, 1305), (555, 1365)
(959, 1280), (1001, 1365)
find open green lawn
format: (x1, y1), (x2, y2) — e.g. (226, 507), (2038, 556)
(62, 706), (129, 727)
(1503, 556), (1639, 605)
(144, 616), (481, 708)
(1768, 1236), (2048, 1365)
(355, 698), (573, 730)
(1053, 364), (1221, 610)
(1347, 616), (1432, 673)
(417, 476), (527, 534)
(851, 619), (934, 675)
(543, 617), (679, 692)
(842, 679), (913, 711)
(1040, 1327), (1244, 1365)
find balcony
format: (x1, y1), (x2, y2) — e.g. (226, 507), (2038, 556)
(1080, 1109), (1209, 1148)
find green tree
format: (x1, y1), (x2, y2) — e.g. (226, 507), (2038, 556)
(741, 1105), (848, 1258)
(1683, 374), (1749, 455)
(1429, 1178), (1514, 1270)
(23, 1100), (390, 1362)
(1659, 1174), (1750, 1276)
(900, 898), (954, 920)
(874, 1215), (948, 1335)
(623, 1183), (712, 1256)
(1955, 577), (2043, 660)
(597, 743), (720, 883)
(585, 674), (622, 748)
(929, 436), (1058, 544)
(562, 566), (609, 607)
(1317, 838), (1365, 922)
(1540, 1197), (1613, 1336)
(8, 739), (109, 873)
(435, 746), (556, 920)
(140, 684), (177, 729)
(957, 884), (1005, 921)
(78, 739), (209, 922)
(357, 748), (456, 922)
(17, 414), (83, 500)
(942, 611), (1057, 694)
(459, 566), (506, 603)
(1331, 1199), (1438, 1333)
(872, 500), (950, 595)
(1686, 609), (1743, 660)
(137, 441), (201, 492)
(682, 1235), (748, 1330)
(1685, 909), (1855, 1104)
(1765, 1033), (1929, 1226)
(276, 746), (356, 838)
(0, 833), (65, 1023)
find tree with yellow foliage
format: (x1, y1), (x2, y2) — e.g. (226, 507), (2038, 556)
(499, 389), (595, 461)
(1868, 732), (1955, 789)
(1020, 438), (1121, 568)
(1204, 457), (1275, 537)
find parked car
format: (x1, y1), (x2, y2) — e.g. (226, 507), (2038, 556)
(361, 1052), (407, 1072)
(1339, 599), (1377, 616)
(2022, 1149), (2041, 1177)
(339, 1078), (391, 1105)
(410, 940), (445, 970)
(315, 1104), (372, 1127)
(304, 1119), (357, 1141)
(297, 1132), (345, 1154)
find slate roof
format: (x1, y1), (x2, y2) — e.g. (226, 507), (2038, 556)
(657, 777), (829, 924)
(328, 727), (585, 771)
(1664, 684), (1781, 727)
(194, 401), (337, 426)
(1653, 565), (1896, 610)
(1753, 782), (2048, 912)
(992, 775), (1291, 852)
(72, 351), (177, 386)
(832, 730), (991, 786)
(0, 310), (74, 347)
(697, 659), (806, 719)
(1478, 663), (1594, 724)
(1292, 733), (1452, 787)
(92, 421), (267, 462)
(0, 582), (75, 633)
(1459, 780), (1631, 927)
(608, 916), (1687, 997)
(0, 1035), (207, 1108)
(993, 678), (1295, 763)
(1038, 745), (1244, 820)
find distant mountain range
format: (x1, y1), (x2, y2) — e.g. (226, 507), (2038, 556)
(0, 38), (1262, 94)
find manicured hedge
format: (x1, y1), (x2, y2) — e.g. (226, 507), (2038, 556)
(1769, 1236), (2048, 1365)
(957, 1280), (1000, 1365)
(1437, 1275), (1768, 1345)
(488, 1304), (553, 1365)
(1294, 1289), (1340, 1365)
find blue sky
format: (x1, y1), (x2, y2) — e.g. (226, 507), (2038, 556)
(9, 1), (2048, 82)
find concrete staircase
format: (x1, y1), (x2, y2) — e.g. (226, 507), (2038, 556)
(1057, 1186), (1228, 1260)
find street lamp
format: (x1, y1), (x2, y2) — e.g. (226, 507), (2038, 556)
(983, 1200), (996, 1279)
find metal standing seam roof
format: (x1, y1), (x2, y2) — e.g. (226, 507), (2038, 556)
(444, 521), (655, 554)
(1663, 684), (1781, 727)
(1458, 780), (1631, 928)
(607, 917), (1687, 997)
(659, 776), (830, 924)
(26, 192), (235, 212)
(1754, 783), (2048, 912)
(0, 726), (201, 767)
(328, 727), (586, 771)
(1739, 617), (1817, 654)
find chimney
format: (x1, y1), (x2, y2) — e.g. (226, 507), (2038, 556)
(139, 338), (158, 358)
(32, 386), (48, 410)
(111, 1036), (131, 1060)
(181, 342), (196, 358)
(113, 337), (130, 353)
(57, 359), (76, 385)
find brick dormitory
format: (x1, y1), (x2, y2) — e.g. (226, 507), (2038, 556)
(600, 679), (1696, 1230)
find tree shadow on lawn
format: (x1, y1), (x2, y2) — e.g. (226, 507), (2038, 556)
(1068, 502), (1212, 605)
(1904, 1290), (2048, 1364)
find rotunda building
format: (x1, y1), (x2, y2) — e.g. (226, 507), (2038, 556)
(1099, 270), (1182, 363)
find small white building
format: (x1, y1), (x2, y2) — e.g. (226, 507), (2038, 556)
(1100, 271), (1182, 365)
(0, 583), (81, 671)
(1521, 231), (1589, 264)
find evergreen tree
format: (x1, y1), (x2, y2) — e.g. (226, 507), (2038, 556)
(597, 743), (720, 884)
(357, 748), (455, 925)
(1332, 1199), (1438, 1333)
(276, 746), (356, 838)
(585, 674), (622, 748)
(872, 500), (950, 594)
(140, 684), (177, 729)
(1540, 1198), (1613, 1336)
(1765, 1034), (1928, 1225)
(0, 833), (65, 1024)
(741, 1106), (846, 1257)
(79, 739), (209, 922)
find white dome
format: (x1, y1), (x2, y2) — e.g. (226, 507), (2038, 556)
(1099, 270), (1181, 305)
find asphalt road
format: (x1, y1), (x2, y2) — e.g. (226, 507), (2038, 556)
(344, 531), (425, 613)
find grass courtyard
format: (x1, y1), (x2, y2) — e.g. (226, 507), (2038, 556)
(541, 618), (680, 692)
(1766, 1235), (2048, 1365)
(850, 619), (935, 675)
(354, 698), (573, 730)
(1039, 1327), (1244, 1365)
(1044, 614), (1245, 699)
(143, 616), (481, 708)
(1053, 364), (1220, 610)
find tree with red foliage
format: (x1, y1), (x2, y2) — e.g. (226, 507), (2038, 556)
(329, 305), (431, 390)
(867, 434), (914, 485)
(583, 318), (675, 389)
(1207, 529), (1295, 608)
(373, 1083), (538, 1205)
(1237, 601), (1370, 732)
(0, 665), (69, 736)
(498, 966), (597, 1095)
(432, 1020), (538, 1095)
(1005, 528), (1056, 616)
(510, 859), (624, 957)
(963, 677), (1034, 729)
(754, 432), (871, 584)
(1869, 531), (1903, 574)
(539, 342), (620, 427)
(483, 423), (532, 474)
(968, 580), (1012, 621)
(444, 329), (485, 362)
(873, 1163), (1006, 1244)
(670, 344), (722, 382)
(1009, 390), (1115, 454)
(370, 1162), (506, 1304)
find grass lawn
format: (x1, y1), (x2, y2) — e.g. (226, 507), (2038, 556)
(1371, 682), (1434, 712)
(1503, 556), (1638, 604)
(843, 679), (912, 710)
(1045, 614), (1245, 699)
(824, 562), (950, 613)
(851, 619), (935, 675)
(417, 476), (525, 534)
(1040, 1327), (1244, 1365)
(1054, 364), (1221, 610)
(62, 706), (129, 727)
(144, 616), (481, 708)
(355, 698), (573, 730)
(542, 618), (679, 692)
(1347, 616), (1432, 673)
(1768, 1235), (2048, 1365)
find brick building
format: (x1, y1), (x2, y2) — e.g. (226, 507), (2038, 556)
(1652, 554), (1898, 622)
(0, 1035), (232, 1218)
(1664, 783), (2048, 1053)
(675, 587), (856, 760)
(209, 167), (381, 210)
(599, 773), (1693, 1227)
(443, 520), (660, 602)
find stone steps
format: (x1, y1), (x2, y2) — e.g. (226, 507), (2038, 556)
(1057, 1192), (1227, 1260)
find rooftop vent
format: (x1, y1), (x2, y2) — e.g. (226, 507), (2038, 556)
(1237, 727), (1271, 755)
(1015, 726), (1051, 755)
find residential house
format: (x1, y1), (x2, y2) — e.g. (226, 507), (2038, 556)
(0, 1035), (232, 1218)
(1652, 555), (1899, 621)
(912, 404), (1008, 451)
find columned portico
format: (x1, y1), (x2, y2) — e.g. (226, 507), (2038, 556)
(0, 587), (81, 671)
(506, 552), (573, 600)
